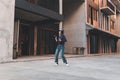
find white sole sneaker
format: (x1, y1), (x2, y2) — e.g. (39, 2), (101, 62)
(66, 64), (69, 66)
(54, 63), (58, 66)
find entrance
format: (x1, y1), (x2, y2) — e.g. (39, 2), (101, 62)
(14, 5), (62, 58)
(37, 27), (58, 55)
(14, 20), (59, 57)
(88, 30), (118, 55)
(90, 34), (99, 54)
(18, 23), (34, 56)
(37, 22), (59, 55)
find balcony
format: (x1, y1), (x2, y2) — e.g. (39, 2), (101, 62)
(101, 0), (116, 15)
(111, 0), (120, 13)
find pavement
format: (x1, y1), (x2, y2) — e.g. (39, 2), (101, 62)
(0, 55), (120, 80)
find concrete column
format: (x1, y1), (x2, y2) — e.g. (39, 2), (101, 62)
(13, 20), (20, 59)
(34, 26), (37, 56)
(59, 22), (63, 30)
(0, 0), (15, 62)
(59, 0), (63, 30)
(115, 14), (120, 53)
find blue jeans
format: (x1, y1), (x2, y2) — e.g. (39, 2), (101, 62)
(55, 45), (67, 64)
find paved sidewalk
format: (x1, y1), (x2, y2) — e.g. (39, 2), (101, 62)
(0, 55), (120, 80)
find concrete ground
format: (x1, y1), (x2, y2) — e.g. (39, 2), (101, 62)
(0, 55), (120, 80)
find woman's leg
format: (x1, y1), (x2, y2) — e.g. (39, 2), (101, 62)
(60, 45), (67, 64)
(55, 45), (60, 64)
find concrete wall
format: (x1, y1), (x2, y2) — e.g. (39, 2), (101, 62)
(63, 1), (86, 54)
(0, 0), (15, 62)
(115, 14), (120, 53)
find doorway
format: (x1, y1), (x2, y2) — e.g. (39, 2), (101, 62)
(90, 33), (99, 54)
(18, 21), (59, 57)
(37, 22), (59, 55)
(37, 27), (58, 55)
(18, 24), (34, 56)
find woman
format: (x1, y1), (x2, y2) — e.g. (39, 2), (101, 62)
(54, 30), (69, 66)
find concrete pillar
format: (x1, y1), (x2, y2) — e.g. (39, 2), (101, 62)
(59, 0), (63, 30)
(34, 26), (37, 56)
(13, 20), (20, 59)
(0, 0), (15, 62)
(115, 14), (120, 53)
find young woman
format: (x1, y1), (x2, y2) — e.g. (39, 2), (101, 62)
(54, 30), (69, 66)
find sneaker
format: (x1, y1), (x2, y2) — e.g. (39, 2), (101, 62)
(66, 63), (69, 67)
(54, 62), (58, 66)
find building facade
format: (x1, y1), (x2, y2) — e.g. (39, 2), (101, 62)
(13, 0), (64, 58)
(0, 0), (63, 62)
(0, 0), (120, 62)
(0, 0), (15, 62)
(63, 0), (120, 55)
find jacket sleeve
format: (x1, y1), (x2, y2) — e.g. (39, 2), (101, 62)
(61, 35), (67, 42)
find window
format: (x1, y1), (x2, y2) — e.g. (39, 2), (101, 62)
(88, 6), (98, 25)
(90, 33), (99, 54)
(93, 9), (98, 21)
(105, 16), (109, 31)
(110, 20), (115, 29)
(111, 39), (117, 52)
(103, 15), (105, 30)
(101, 14), (110, 31)
(102, 39), (109, 53)
(101, 14), (104, 29)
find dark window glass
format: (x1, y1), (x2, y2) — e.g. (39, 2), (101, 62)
(90, 34), (99, 54)
(88, 6), (98, 25)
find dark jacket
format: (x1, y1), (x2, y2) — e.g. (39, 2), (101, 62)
(57, 34), (67, 45)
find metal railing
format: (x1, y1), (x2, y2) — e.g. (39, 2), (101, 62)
(107, 0), (115, 12)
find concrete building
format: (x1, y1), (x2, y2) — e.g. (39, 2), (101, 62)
(14, 0), (64, 59)
(63, 0), (120, 55)
(113, 0), (120, 52)
(0, 0), (120, 62)
(0, 0), (64, 62)
(0, 0), (15, 62)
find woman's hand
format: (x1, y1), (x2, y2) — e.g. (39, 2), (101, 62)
(59, 38), (61, 41)
(55, 37), (58, 42)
